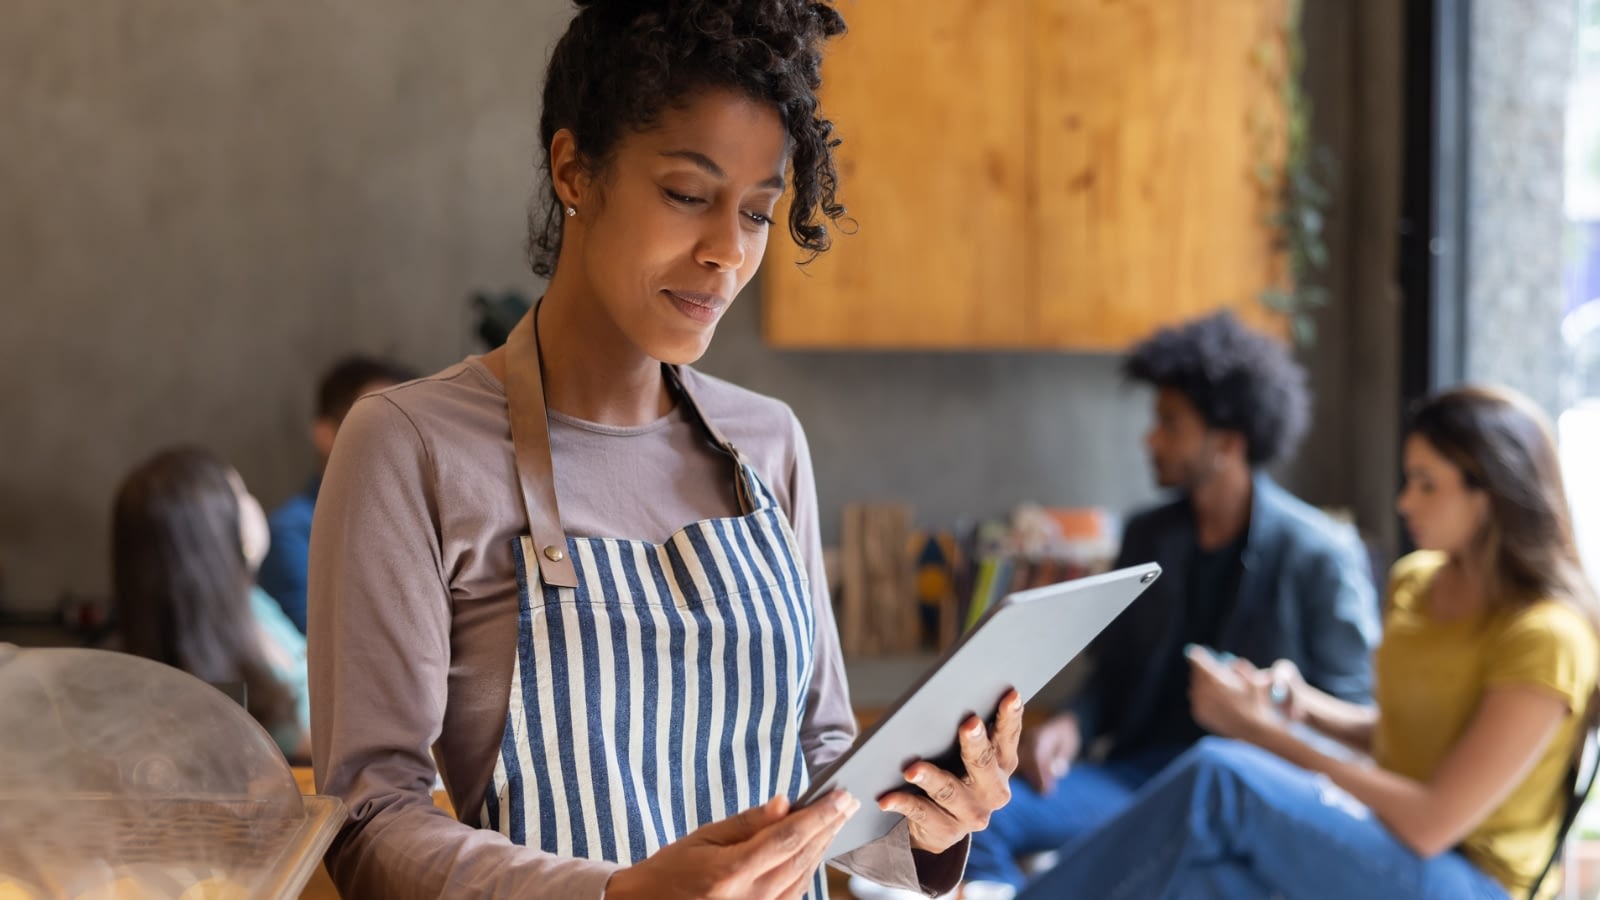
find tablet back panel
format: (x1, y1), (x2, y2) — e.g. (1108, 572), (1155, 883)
(807, 562), (1161, 859)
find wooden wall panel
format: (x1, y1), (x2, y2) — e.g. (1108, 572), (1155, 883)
(763, 0), (1288, 350)
(1032, 0), (1289, 347)
(762, 0), (1033, 348)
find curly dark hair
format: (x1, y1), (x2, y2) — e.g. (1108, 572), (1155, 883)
(527, 0), (848, 278)
(1123, 311), (1311, 467)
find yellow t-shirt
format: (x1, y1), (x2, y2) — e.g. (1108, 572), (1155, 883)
(1372, 551), (1599, 897)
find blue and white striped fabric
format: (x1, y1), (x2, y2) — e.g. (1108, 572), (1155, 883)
(482, 463), (827, 898)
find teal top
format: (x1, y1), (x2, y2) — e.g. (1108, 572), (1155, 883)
(249, 585), (311, 757)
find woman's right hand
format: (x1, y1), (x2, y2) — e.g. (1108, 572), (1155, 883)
(604, 791), (860, 900)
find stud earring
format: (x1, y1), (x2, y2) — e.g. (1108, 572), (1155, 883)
(565, 206), (576, 217)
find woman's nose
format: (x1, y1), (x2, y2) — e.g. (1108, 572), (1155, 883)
(695, 211), (745, 272)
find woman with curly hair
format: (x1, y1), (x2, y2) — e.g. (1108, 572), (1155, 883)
(307, 2), (1019, 898)
(1016, 385), (1600, 900)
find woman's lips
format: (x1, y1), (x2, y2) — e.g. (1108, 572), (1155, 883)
(664, 290), (726, 324)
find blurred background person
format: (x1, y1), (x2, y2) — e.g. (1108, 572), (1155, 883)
(1018, 385), (1600, 900)
(257, 355), (417, 633)
(965, 311), (1380, 895)
(112, 445), (310, 761)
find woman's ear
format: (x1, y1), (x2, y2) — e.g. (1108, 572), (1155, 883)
(549, 128), (591, 212)
(1469, 486), (1494, 533)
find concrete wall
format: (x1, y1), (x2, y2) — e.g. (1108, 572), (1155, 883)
(698, 299), (1155, 537)
(1464, 0), (1575, 415)
(0, 0), (1402, 615)
(0, 2), (570, 611)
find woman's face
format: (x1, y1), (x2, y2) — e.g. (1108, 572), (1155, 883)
(228, 469), (270, 572)
(564, 87), (788, 365)
(1396, 434), (1489, 558)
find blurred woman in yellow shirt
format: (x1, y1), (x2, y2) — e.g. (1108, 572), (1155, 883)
(1017, 385), (1599, 900)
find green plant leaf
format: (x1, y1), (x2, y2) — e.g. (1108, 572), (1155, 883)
(1294, 315), (1318, 347)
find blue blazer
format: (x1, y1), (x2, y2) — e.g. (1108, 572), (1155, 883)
(1073, 474), (1381, 753)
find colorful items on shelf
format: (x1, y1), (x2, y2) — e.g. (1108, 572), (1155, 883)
(835, 504), (1118, 658)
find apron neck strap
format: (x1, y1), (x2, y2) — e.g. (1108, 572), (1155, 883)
(663, 364), (756, 516)
(505, 306), (578, 588)
(505, 305), (760, 589)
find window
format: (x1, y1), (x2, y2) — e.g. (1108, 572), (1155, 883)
(1562, 0), (1600, 580)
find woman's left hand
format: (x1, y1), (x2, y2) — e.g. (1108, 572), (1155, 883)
(879, 689), (1023, 854)
(1186, 646), (1280, 742)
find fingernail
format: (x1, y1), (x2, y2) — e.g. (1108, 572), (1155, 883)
(832, 792), (855, 814)
(1009, 695), (1023, 712)
(967, 721), (984, 738)
(906, 768), (923, 783)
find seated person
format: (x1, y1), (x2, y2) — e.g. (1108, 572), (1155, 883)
(257, 355), (416, 633)
(965, 311), (1380, 893)
(112, 446), (310, 761)
(1021, 384), (1600, 900)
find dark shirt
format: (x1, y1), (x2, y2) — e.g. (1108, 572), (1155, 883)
(1070, 474), (1381, 759)
(1120, 532), (1247, 753)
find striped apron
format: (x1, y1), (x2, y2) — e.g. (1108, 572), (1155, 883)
(480, 310), (828, 898)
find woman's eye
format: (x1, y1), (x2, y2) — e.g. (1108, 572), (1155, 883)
(744, 210), (775, 226)
(665, 190), (703, 205)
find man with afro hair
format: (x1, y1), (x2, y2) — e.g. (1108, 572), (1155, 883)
(964, 311), (1381, 895)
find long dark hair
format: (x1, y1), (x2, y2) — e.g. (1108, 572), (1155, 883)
(111, 446), (296, 740)
(1406, 385), (1597, 624)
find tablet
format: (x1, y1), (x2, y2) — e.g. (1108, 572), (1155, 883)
(803, 562), (1162, 859)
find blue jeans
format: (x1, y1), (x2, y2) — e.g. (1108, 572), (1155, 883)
(966, 745), (1187, 889)
(1016, 738), (1511, 900)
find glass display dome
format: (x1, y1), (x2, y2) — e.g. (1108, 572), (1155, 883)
(0, 645), (342, 899)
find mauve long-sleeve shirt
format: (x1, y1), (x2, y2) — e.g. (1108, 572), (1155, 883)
(307, 357), (963, 898)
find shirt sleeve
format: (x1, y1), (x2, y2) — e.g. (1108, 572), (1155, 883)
(1298, 528), (1381, 704)
(1484, 602), (1599, 712)
(783, 414), (968, 895)
(308, 395), (619, 900)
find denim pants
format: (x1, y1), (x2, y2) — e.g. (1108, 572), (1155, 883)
(1014, 738), (1511, 900)
(966, 745), (1188, 889)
